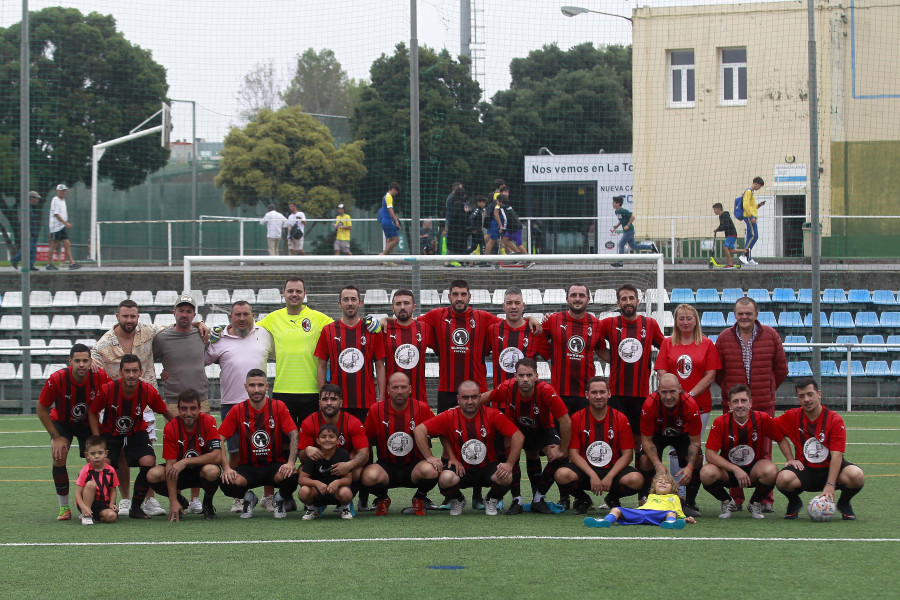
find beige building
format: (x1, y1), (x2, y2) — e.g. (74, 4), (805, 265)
(632, 0), (900, 258)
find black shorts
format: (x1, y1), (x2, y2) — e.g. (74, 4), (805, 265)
(53, 421), (92, 458)
(51, 229), (68, 241)
(343, 407), (369, 423)
(522, 427), (561, 453)
(609, 396), (644, 436)
(442, 460), (499, 489)
(91, 500), (112, 520)
(233, 462), (285, 489)
(781, 460), (855, 492)
(566, 463), (640, 492)
(170, 466), (221, 490)
(560, 395), (588, 415)
(273, 393), (319, 429)
(724, 464), (756, 488)
(437, 391), (458, 413)
(648, 433), (691, 467)
(104, 431), (155, 468)
(375, 459), (418, 489)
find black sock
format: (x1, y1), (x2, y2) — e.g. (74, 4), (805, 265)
(838, 485), (862, 507)
(52, 466), (69, 496)
(487, 482), (510, 501)
(278, 473), (299, 498)
(441, 484), (462, 501)
(219, 482), (247, 499)
(510, 464), (522, 498)
(703, 480), (732, 502)
(783, 490), (802, 506)
(149, 479), (168, 497)
(472, 486), (483, 501)
(685, 483), (700, 505)
(131, 466), (151, 506)
(536, 458), (565, 496)
(370, 484), (389, 502)
(525, 457), (542, 495)
(414, 478), (437, 499)
(749, 483), (775, 504)
(358, 489), (369, 505)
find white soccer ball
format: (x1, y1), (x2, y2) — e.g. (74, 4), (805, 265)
(807, 494), (836, 522)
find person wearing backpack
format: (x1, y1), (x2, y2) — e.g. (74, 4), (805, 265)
(286, 202), (307, 256)
(737, 177), (766, 265)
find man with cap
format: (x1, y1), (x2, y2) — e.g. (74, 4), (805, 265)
(11, 191), (41, 271)
(47, 184), (80, 270)
(260, 203), (287, 256)
(334, 204), (352, 256)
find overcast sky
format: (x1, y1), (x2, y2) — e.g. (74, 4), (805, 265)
(2, 0), (756, 141)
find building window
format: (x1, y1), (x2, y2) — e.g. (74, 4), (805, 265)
(721, 47), (747, 105)
(669, 50), (695, 108)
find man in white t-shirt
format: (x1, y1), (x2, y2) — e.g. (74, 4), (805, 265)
(260, 204), (287, 256)
(47, 184), (80, 270)
(285, 202), (307, 256)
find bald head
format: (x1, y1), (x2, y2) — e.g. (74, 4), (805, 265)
(387, 372), (412, 406)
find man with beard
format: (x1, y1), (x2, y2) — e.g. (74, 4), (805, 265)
(154, 294), (209, 414)
(485, 288), (549, 397)
(380, 290), (433, 404)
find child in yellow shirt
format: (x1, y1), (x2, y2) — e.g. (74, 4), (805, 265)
(585, 473), (697, 529)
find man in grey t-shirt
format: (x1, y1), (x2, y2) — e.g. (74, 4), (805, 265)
(153, 294), (209, 413)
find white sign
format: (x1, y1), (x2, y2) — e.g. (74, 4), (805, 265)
(773, 164), (807, 187)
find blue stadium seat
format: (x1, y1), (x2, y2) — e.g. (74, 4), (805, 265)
(758, 311), (777, 327)
(820, 360), (839, 377)
(772, 288), (797, 303)
(839, 360), (865, 377)
(888, 335), (900, 351)
(700, 312), (726, 329)
(822, 288), (848, 304)
(708, 334), (718, 344)
(797, 289), (814, 305)
(726, 313), (736, 327)
(847, 289), (872, 304)
(861, 334), (887, 353)
(747, 288), (771, 304)
(830, 312), (855, 329)
(872, 290), (897, 306)
(783, 335), (810, 353)
(828, 335), (858, 353)
(721, 288), (744, 304)
(803, 313), (830, 328)
(881, 313), (900, 328)
(788, 361), (813, 377)
(892, 361), (900, 377)
(670, 288), (695, 304)
(865, 360), (890, 377)
(855, 312), (880, 330)
(694, 289), (720, 304)
(778, 311), (804, 329)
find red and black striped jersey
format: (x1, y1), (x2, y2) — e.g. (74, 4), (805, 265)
(218, 398), (296, 467)
(775, 407), (846, 469)
(542, 311), (603, 397)
(485, 321), (550, 399)
(162, 413), (221, 462)
(422, 405), (519, 470)
(90, 380), (167, 437)
(570, 407), (635, 467)
(706, 410), (782, 466)
(639, 392), (702, 438)
(76, 463), (119, 505)
(420, 307), (500, 393)
(298, 410), (368, 454)
(39, 367), (111, 427)
(600, 315), (664, 398)
(382, 319), (433, 403)
(315, 319), (386, 409)
(489, 379), (566, 432)
(364, 398), (435, 464)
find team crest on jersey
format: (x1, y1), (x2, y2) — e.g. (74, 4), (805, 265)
(252, 430), (271, 449)
(197, 436), (205, 447)
(268, 418), (275, 429)
(470, 318), (476, 328)
(452, 328), (470, 346)
(360, 335), (367, 346)
(803, 437), (828, 463)
(618, 338), (642, 363)
(608, 427), (615, 440)
(387, 432), (414, 457)
(71, 403), (87, 420)
(395, 344), (420, 369)
(676, 354), (693, 379)
(480, 426), (487, 438)
(460, 439), (487, 465)
(728, 444), (755, 466)
(339, 348), (365, 373)
(302, 318), (311, 332)
(663, 427), (679, 437)
(116, 416), (133, 434)
(519, 416), (536, 427)
(567, 335), (585, 354)
(416, 332), (422, 342)
(184, 449), (200, 459)
(586, 441), (613, 467)
(499, 347), (525, 373)
(339, 433), (346, 446)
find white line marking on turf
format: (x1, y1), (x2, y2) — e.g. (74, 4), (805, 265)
(1, 536), (898, 548)
(0, 431), (44, 434)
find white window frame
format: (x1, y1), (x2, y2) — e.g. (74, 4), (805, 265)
(720, 47), (747, 106)
(669, 50), (695, 108)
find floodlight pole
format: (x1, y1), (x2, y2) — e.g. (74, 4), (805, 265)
(19, 0), (32, 414)
(410, 0), (422, 299)
(807, 0), (822, 377)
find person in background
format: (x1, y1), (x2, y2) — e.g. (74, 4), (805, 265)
(260, 203), (287, 256)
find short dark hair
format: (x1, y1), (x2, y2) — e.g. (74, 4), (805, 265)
(317, 424), (339, 438)
(753, 176), (765, 186)
(499, 185), (509, 193)
(177, 389), (201, 407)
(85, 435), (106, 451)
(341, 285), (361, 300)
(284, 277), (305, 291)
(493, 178), (505, 188)
(389, 181), (401, 191)
(449, 279), (469, 293)
(392, 289), (415, 303)
(319, 383), (343, 399)
(712, 202), (724, 210)
(246, 368), (267, 380)
(117, 299), (138, 311)
(70, 343), (91, 358)
(735, 296), (758, 311)
(728, 384), (751, 400)
(566, 282), (589, 296)
(617, 284), (639, 301)
(231, 300), (252, 313)
(515, 357), (538, 373)
(119, 354), (141, 371)
(612, 195), (624, 205)
(794, 377), (820, 392)
(452, 181), (463, 191)
(586, 376), (609, 392)
(474, 194), (487, 204)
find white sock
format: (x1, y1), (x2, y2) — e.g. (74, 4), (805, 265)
(514, 496), (523, 504)
(533, 492), (545, 503)
(191, 496), (200, 503)
(58, 494), (69, 507)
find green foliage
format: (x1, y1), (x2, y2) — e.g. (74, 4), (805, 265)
(215, 105), (366, 218)
(282, 48), (355, 117)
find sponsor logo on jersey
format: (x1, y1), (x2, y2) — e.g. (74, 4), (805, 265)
(499, 347), (524, 374)
(567, 335), (585, 354)
(252, 430), (271, 449)
(338, 348), (365, 373)
(452, 328), (470, 347)
(184, 449), (200, 459)
(387, 432), (414, 457)
(115, 416), (133, 434)
(728, 444), (755, 466)
(394, 343), (420, 369)
(618, 337), (642, 363)
(803, 437), (828, 463)
(586, 441), (613, 467)
(460, 439), (487, 465)
(71, 403), (87, 421)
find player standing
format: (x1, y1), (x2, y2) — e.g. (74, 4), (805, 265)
(485, 288), (549, 399)
(380, 289), (433, 405)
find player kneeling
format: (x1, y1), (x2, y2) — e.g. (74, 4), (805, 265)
(74, 436), (119, 525)
(146, 389), (222, 521)
(700, 385), (792, 519)
(298, 425), (356, 520)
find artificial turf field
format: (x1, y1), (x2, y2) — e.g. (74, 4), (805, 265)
(0, 411), (898, 600)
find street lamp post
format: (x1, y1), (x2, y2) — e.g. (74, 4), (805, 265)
(561, 5), (632, 23)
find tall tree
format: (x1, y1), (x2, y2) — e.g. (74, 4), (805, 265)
(282, 48), (353, 116)
(214, 105), (366, 219)
(236, 59), (281, 124)
(0, 7), (169, 253)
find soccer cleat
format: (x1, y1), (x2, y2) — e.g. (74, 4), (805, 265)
(144, 497), (167, 516)
(202, 502), (217, 520)
(449, 498), (466, 516)
(484, 498), (500, 516)
(129, 506), (151, 520)
(80, 515), (94, 526)
(837, 503), (856, 521)
(57, 506), (72, 521)
(739, 255), (749, 265)
(230, 498), (243, 513)
(505, 499), (524, 515)
(118, 498), (132, 512)
(603, 494), (622, 509)
(187, 497), (203, 514)
(340, 505), (354, 520)
(660, 519), (686, 529)
(584, 517), (611, 528)
(573, 499), (593, 516)
(748, 502), (765, 519)
(682, 502), (701, 518)
(273, 494), (287, 519)
(241, 491), (258, 519)
(784, 498), (803, 520)
(357, 499), (374, 512)
(761, 502), (774, 513)
(719, 499), (736, 519)
(375, 498), (392, 516)
(530, 499), (554, 515)
(302, 506), (320, 521)
(411, 498), (426, 516)
(260, 495), (275, 513)
(731, 502), (744, 512)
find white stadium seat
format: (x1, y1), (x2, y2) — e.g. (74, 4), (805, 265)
(257, 288), (282, 305)
(31, 315), (50, 330)
(130, 290), (154, 306)
(50, 315), (77, 332)
(543, 289), (567, 306)
(102, 291), (128, 307)
(154, 290), (179, 307)
(47, 340), (70, 356)
(363, 289), (390, 305)
(78, 291), (103, 307)
(205, 289), (230, 306)
(51, 291), (79, 308)
(154, 314), (176, 327)
(101, 315), (117, 330)
(231, 289), (257, 304)
(75, 315), (103, 332)
(0, 315), (23, 331)
(30, 291), (53, 307)
(1, 291), (23, 309)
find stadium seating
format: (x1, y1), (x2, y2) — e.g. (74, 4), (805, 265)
(788, 361), (813, 377)
(804, 313), (830, 329)
(797, 289), (814, 305)
(231, 289), (257, 304)
(772, 288), (797, 303)
(828, 335), (858, 353)
(544, 289), (567, 305)
(420, 289), (441, 305)
(865, 360), (890, 377)
(154, 290), (179, 307)
(31, 291), (53, 307)
(700, 311), (726, 329)
(758, 311), (777, 327)
(747, 289), (771, 304)
(783, 335), (810, 353)
(0, 292), (22, 309)
(470, 289), (492, 304)
(205, 289), (230, 305)
(49, 315), (77, 333)
(75, 315), (103, 332)
(130, 290), (155, 306)
(830, 312), (855, 329)
(880, 312), (900, 328)
(855, 312), (881, 330)
(823, 288), (848, 304)
(821, 360), (839, 376)
(256, 288), (282, 305)
(77, 291), (103, 307)
(154, 314), (176, 327)
(721, 288), (744, 304)
(839, 360), (865, 377)
(52, 291), (79, 308)
(670, 288), (694, 304)
(847, 289), (872, 304)
(887, 335), (900, 351)
(872, 290), (897, 306)
(102, 291), (128, 307)
(778, 311), (804, 329)
(861, 334), (887, 353)
(694, 288), (720, 304)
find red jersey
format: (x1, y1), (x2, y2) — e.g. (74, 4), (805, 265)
(542, 311), (603, 397)
(162, 413), (221, 462)
(364, 398), (436, 464)
(39, 367), (111, 427)
(489, 379), (566, 432)
(654, 337), (721, 413)
(218, 398), (297, 467)
(706, 410), (783, 466)
(90, 380), (167, 437)
(420, 307), (500, 393)
(485, 321), (550, 398)
(298, 410), (368, 454)
(600, 315), (664, 398)
(422, 405), (519, 470)
(76, 463), (119, 505)
(639, 392), (702, 438)
(315, 320), (386, 410)
(775, 407), (846, 469)
(570, 407), (635, 468)
(381, 319), (433, 403)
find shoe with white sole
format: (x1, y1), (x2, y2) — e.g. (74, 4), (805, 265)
(118, 498), (132, 512)
(274, 494), (287, 519)
(748, 502), (765, 519)
(231, 498), (243, 513)
(484, 498), (500, 516)
(260, 494), (275, 513)
(144, 497), (167, 516)
(187, 497), (203, 514)
(81, 515), (94, 526)
(340, 505), (354, 520)
(449, 498), (466, 516)
(739, 255), (749, 265)
(302, 506), (320, 521)
(719, 499), (736, 518)
(748, 258), (759, 266)
(241, 491), (259, 519)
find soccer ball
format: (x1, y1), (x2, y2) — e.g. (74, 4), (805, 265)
(364, 315), (382, 334)
(807, 495), (836, 522)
